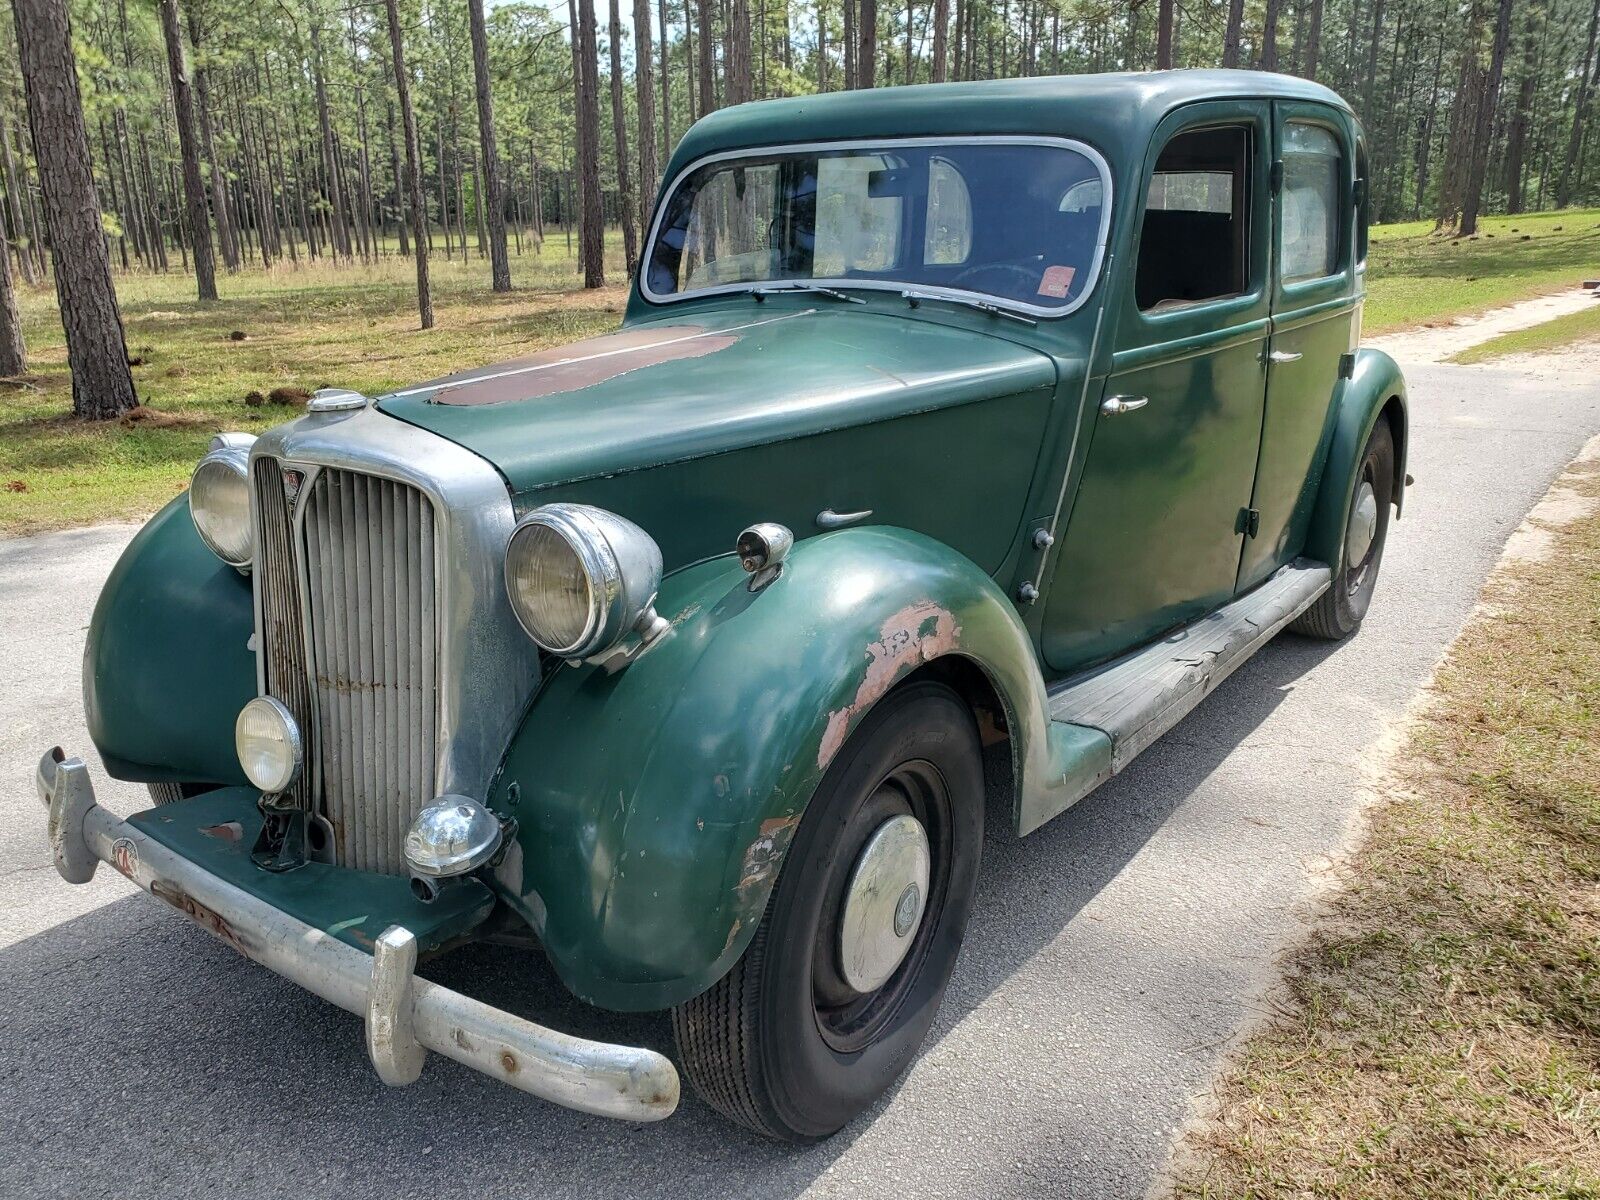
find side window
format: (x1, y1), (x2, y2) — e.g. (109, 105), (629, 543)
(1281, 123), (1343, 282)
(1355, 139), (1370, 268)
(1136, 125), (1252, 311)
(924, 157), (972, 265)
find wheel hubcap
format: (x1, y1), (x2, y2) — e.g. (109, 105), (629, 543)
(838, 814), (931, 994)
(1346, 480), (1379, 569)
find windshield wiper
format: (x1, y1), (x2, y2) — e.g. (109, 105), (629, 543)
(901, 289), (1038, 327)
(751, 283), (866, 305)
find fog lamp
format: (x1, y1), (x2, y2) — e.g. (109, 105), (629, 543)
(235, 696), (303, 795)
(403, 795), (504, 879)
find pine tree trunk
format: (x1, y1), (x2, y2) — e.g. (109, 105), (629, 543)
(931, 0), (949, 80)
(0, 117), (39, 285)
(1156, 0), (1174, 67)
(1556, 0), (1599, 207)
(0, 209), (25, 376)
(697, 0), (718, 112)
(728, 0), (753, 104)
(844, 0), (856, 87)
(857, 0), (877, 85)
(1259, 0), (1281, 71)
(634, 0), (661, 232)
(574, 0), (606, 287)
(1461, 0), (1516, 234)
(384, 0), (432, 328)
(658, 0), (672, 157)
(386, 100), (410, 255)
(186, 7), (239, 271)
(609, 0), (639, 274)
(1503, 13), (1541, 213)
(1303, 0), (1324, 78)
(11, 0), (137, 418)
(157, 0), (218, 299)
(310, 21), (352, 260)
(1222, 0), (1244, 67)
(467, 0), (512, 290)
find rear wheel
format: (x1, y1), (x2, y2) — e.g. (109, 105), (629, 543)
(672, 681), (983, 1141)
(1292, 418), (1395, 640)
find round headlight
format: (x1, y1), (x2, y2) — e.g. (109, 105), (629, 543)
(505, 504), (663, 659)
(235, 696), (303, 795)
(190, 440), (254, 567)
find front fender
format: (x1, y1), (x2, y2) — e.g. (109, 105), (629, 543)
(1304, 347), (1408, 573)
(84, 495), (255, 785)
(487, 526), (1068, 1011)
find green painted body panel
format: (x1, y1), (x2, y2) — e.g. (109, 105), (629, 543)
(379, 307), (1056, 575)
(482, 526), (1104, 1011)
(78, 73), (1408, 1017)
(129, 788), (494, 955)
(84, 495), (255, 786)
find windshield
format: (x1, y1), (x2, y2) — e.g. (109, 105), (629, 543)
(644, 140), (1109, 314)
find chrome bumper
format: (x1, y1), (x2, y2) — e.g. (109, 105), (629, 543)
(36, 748), (679, 1122)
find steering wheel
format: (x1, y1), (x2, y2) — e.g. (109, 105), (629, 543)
(948, 262), (1041, 298)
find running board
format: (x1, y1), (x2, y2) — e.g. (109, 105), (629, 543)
(1047, 559), (1332, 774)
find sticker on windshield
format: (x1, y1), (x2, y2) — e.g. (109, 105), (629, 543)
(1037, 265), (1077, 299)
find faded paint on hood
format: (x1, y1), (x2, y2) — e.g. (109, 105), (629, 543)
(376, 306), (1057, 494)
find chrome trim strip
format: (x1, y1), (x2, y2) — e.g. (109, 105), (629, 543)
(35, 751), (680, 1122)
(639, 134), (1116, 320)
(250, 405), (541, 814)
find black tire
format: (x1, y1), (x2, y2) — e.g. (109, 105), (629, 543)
(672, 680), (984, 1141)
(1292, 418), (1395, 640)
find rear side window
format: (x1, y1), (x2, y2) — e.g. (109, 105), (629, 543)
(1282, 123), (1343, 282)
(1136, 125), (1252, 311)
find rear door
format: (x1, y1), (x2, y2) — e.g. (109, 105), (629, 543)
(1237, 103), (1359, 590)
(1043, 101), (1273, 674)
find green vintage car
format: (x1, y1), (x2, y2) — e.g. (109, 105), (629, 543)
(39, 69), (1407, 1140)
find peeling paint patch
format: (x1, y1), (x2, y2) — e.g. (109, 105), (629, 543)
(817, 601), (963, 770)
(199, 821), (243, 843)
(734, 813), (801, 908)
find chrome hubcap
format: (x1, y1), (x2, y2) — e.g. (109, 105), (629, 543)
(838, 814), (931, 993)
(1346, 480), (1379, 569)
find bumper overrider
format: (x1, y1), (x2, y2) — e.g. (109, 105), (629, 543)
(37, 748), (680, 1121)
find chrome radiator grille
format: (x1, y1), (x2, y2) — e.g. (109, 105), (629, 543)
(253, 459), (439, 875)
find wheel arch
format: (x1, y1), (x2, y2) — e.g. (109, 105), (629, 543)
(486, 526), (1055, 1012)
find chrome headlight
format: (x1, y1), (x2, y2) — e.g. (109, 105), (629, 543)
(189, 434), (255, 568)
(505, 503), (664, 659)
(235, 696), (302, 795)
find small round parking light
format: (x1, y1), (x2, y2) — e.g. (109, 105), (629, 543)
(403, 795), (504, 879)
(235, 697), (303, 795)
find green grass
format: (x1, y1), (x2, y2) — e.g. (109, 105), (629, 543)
(1, 232), (630, 534)
(4, 208), (1599, 535)
(1448, 300), (1600, 363)
(1171, 455), (1600, 1198)
(1364, 208), (1600, 334)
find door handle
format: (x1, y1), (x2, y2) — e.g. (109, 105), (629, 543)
(816, 507), (874, 529)
(1267, 349), (1303, 363)
(1100, 395), (1149, 416)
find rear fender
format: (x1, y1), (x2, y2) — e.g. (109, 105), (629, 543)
(486, 526), (1081, 1011)
(1304, 347), (1408, 573)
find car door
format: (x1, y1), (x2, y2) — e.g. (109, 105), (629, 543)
(1043, 102), (1273, 675)
(1236, 103), (1360, 591)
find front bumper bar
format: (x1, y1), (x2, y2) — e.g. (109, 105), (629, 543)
(37, 748), (679, 1122)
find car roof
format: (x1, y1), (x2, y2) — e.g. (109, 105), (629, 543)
(668, 70), (1353, 175)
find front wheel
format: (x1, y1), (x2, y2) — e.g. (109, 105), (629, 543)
(1292, 418), (1395, 640)
(671, 681), (983, 1141)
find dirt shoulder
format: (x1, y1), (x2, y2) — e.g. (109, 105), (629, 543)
(1162, 435), (1600, 1199)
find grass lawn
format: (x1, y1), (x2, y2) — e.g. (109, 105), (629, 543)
(1364, 208), (1600, 333)
(1449, 300), (1600, 363)
(1170, 451), (1600, 1198)
(2, 208), (1597, 535)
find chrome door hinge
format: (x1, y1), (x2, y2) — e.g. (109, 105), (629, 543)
(1338, 352), (1356, 379)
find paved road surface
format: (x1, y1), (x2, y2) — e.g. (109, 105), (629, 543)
(2, 361), (1596, 1199)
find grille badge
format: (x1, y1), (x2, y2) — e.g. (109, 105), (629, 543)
(282, 468), (305, 505)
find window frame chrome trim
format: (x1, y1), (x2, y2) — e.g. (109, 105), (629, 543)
(639, 134), (1116, 320)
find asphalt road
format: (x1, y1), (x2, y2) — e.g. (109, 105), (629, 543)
(2, 361), (1597, 1200)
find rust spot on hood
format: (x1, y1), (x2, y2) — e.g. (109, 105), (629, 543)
(817, 601), (962, 771)
(422, 324), (738, 406)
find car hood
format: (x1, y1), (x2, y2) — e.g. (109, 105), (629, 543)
(376, 306), (1056, 494)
